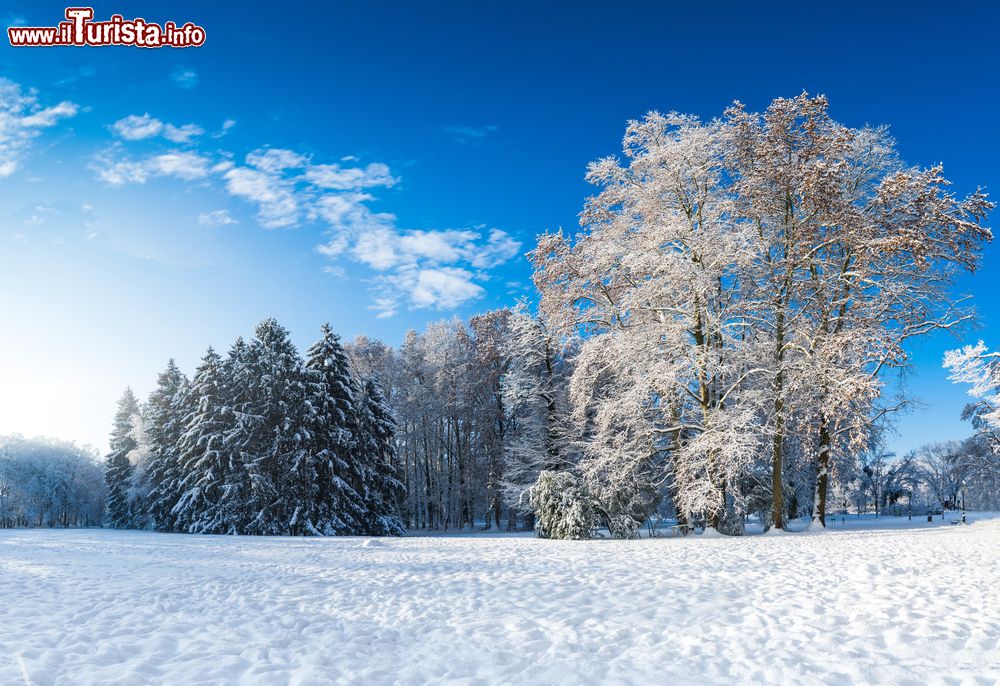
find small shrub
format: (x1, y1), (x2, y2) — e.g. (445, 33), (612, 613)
(608, 514), (640, 539)
(528, 470), (595, 540)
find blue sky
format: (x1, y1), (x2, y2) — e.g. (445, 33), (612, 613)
(0, 1), (997, 454)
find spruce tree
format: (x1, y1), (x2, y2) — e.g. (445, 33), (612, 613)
(304, 323), (367, 534)
(104, 388), (141, 528)
(173, 348), (231, 533)
(241, 319), (315, 535)
(220, 336), (255, 532)
(356, 375), (406, 535)
(145, 359), (190, 531)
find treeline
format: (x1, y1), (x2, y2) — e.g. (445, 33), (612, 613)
(831, 437), (1000, 517)
(93, 94), (997, 539)
(0, 435), (104, 528)
(104, 319), (404, 536)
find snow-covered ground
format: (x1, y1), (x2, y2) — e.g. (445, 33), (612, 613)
(3, 516), (999, 685)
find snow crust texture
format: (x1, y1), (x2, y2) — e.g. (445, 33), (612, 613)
(2, 522), (999, 685)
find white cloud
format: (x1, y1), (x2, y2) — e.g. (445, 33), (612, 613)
(222, 164), (299, 228)
(470, 228), (522, 268)
(0, 78), (78, 177)
(372, 266), (485, 315)
(245, 148), (308, 173)
(369, 296), (399, 319)
(352, 227), (400, 270)
(163, 123), (204, 143)
(19, 101), (79, 128)
(148, 152), (209, 180)
(304, 162), (396, 190)
(397, 229), (476, 264)
(111, 114), (203, 143)
(94, 149), (212, 185)
(227, 151), (522, 313)
(111, 113), (163, 140)
(198, 209), (237, 226)
(411, 267), (484, 309)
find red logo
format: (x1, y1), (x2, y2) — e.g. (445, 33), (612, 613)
(8, 7), (206, 48)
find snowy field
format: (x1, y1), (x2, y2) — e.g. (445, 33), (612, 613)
(3, 517), (999, 686)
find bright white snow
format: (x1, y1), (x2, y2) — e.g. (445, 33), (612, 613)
(2, 517), (999, 685)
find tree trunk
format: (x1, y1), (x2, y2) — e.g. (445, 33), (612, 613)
(771, 309), (786, 530)
(810, 422), (832, 527)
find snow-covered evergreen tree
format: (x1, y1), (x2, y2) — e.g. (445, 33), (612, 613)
(104, 388), (140, 528)
(355, 375), (405, 535)
(219, 336), (255, 531)
(240, 319), (315, 535)
(125, 412), (154, 528)
(173, 348), (232, 533)
(303, 323), (366, 534)
(144, 359), (190, 531)
(528, 470), (594, 540)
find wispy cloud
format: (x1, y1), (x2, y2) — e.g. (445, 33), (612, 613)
(92, 147), (212, 185)
(220, 159), (301, 228)
(444, 124), (498, 141)
(171, 68), (198, 89)
(111, 113), (204, 143)
(305, 162), (396, 190)
(211, 119), (237, 139)
(0, 78), (78, 177)
(197, 209), (238, 226)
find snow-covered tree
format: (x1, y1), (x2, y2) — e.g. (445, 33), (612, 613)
(172, 348), (232, 533)
(726, 94), (991, 528)
(0, 435), (104, 528)
(531, 111), (764, 533)
(945, 341), (1000, 442)
(355, 375), (405, 535)
(531, 94), (992, 534)
(303, 323), (366, 535)
(500, 303), (573, 517)
(125, 412), (154, 528)
(143, 360), (189, 531)
(914, 441), (966, 511)
(527, 470), (594, 540)
(468, 309), (514, 530)
(104, 388), (140, 528)
(240, 319), (315, 535)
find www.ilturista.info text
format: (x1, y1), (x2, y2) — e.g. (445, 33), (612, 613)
(8, 8), (205, 48)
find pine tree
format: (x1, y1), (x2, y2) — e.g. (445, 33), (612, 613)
(356, 375), (405, 535)
(304, 323), (366, 534)
(144, 359), (190, 531)
(173, 348), (231, 533)
(104, 388), (141, 528)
